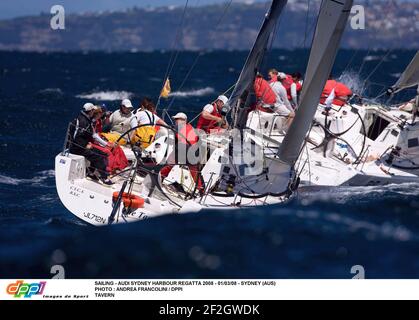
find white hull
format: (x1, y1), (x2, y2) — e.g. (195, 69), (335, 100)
(55, 136), (293, 226)
(296, 147), (419, 187)
(246, 102), (419, 188)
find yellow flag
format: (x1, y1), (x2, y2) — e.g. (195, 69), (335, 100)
(160, 78), (171, 98)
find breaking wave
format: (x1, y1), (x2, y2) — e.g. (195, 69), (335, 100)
(0, 170), (55, 187)
(169, 87), (214, 98)
(363, 55), (382, 62)
(38, 88), (63, 95)
(337, 70), (365, 95)
(300, 183), (419, 205)
(76, 91), (133, 101)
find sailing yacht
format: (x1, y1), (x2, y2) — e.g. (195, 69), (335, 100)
(295, 51), (419, 186)
(55, 0), (353, 225)
(247, 51), (419, 187)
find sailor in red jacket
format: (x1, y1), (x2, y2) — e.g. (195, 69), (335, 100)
(173, 112), (199, 145)
(196, 95), (228, 133)
(160, 112), (203, 192)
(320, 77), (353, 108)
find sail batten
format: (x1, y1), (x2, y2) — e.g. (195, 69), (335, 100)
(277, 0), (354, 166)
(391, 51), (419, 94)
(227, 0), (288, 129)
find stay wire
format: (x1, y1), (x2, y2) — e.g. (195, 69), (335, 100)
(161, 0), (234, 119)
(157, 0), (191, 111)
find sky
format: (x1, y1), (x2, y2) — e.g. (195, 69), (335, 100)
(0, 0), (261, 20)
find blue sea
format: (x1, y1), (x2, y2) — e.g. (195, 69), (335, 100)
(1, 49), (419, 278)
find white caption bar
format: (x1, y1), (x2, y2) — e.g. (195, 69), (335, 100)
(1, 279), (418, 300)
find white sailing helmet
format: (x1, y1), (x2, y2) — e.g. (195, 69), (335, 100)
(83, 102), (97, 112)
(172, 112), (188, 121)
(121, 98), (134, 109)
(217, 95), (228, 104)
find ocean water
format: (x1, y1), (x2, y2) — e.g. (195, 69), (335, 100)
(0, 49), (419, 278)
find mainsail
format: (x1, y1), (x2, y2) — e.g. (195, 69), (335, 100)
(277, 0), (353, 166)
(390, 50), (419, 94)
(227, 0), (288, 129)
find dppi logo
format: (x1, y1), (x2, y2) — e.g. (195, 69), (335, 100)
(6, 280), (46, 298)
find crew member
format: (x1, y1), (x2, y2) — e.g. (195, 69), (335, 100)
(321, 76), (353, 108)
(161, 112), (203, 193)
(196, 95), (228, 133)
(135, 97), (167, 126)
(133, 98), (168, 147)
(91, 108), (128, 174)
(69, 103), (114, 185)
(104, 99), (138, 143)
(268, 69), (295, 128)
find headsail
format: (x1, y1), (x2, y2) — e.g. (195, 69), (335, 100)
(390, 51), (419, 94)
(227, 0), (288, 129)
(277, 0), (353, 165)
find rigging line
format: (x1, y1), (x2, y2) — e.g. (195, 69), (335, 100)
(374, 85), (392, 101)
(357, 47), (373, 76)
(297, 17), (317, 49)
(157, 0), (190, 110)
(303, 0), (311, 48)
(164, 51), (203, 113)
(363, 49), (393, 93)
(343, 48), (360, 73)
(296, 123), (314, 166)
(306, 144), (312, 186)
(301, 0), (323, 71)
(265, 2), (282, 62)
(291, 0), (320, 66)
(258, 5), (284, 80)
(162, 0), (234, 116)
(227, 154), (259, 195)
(213, 0), (234, 31)
(295, 122), (314, 173)
(165, 0), (190, 79)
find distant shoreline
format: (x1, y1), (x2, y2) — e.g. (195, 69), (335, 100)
(0, 48), (417, 54)
(0, 0), (417, 51)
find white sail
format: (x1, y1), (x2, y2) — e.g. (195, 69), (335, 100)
(391, 51), (419, 94)
(277, 0), (353, 165)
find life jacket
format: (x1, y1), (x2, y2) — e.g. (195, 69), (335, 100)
(286, 78), (303, 100)
(255, 77), (277, 105)
(197, 103), (222, 133)
(320, 80), (353, 106)
(178, 123), (199, 145)
(282, 74), (302, 100)
(296, 81), (302, 92)
(254, 77), (278, 113)
(282, 74), (294, 99)
(133, 111), (157, 148)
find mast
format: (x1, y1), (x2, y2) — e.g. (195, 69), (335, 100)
(225, 0), (288, 129)
(277, 0), (353, 166)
